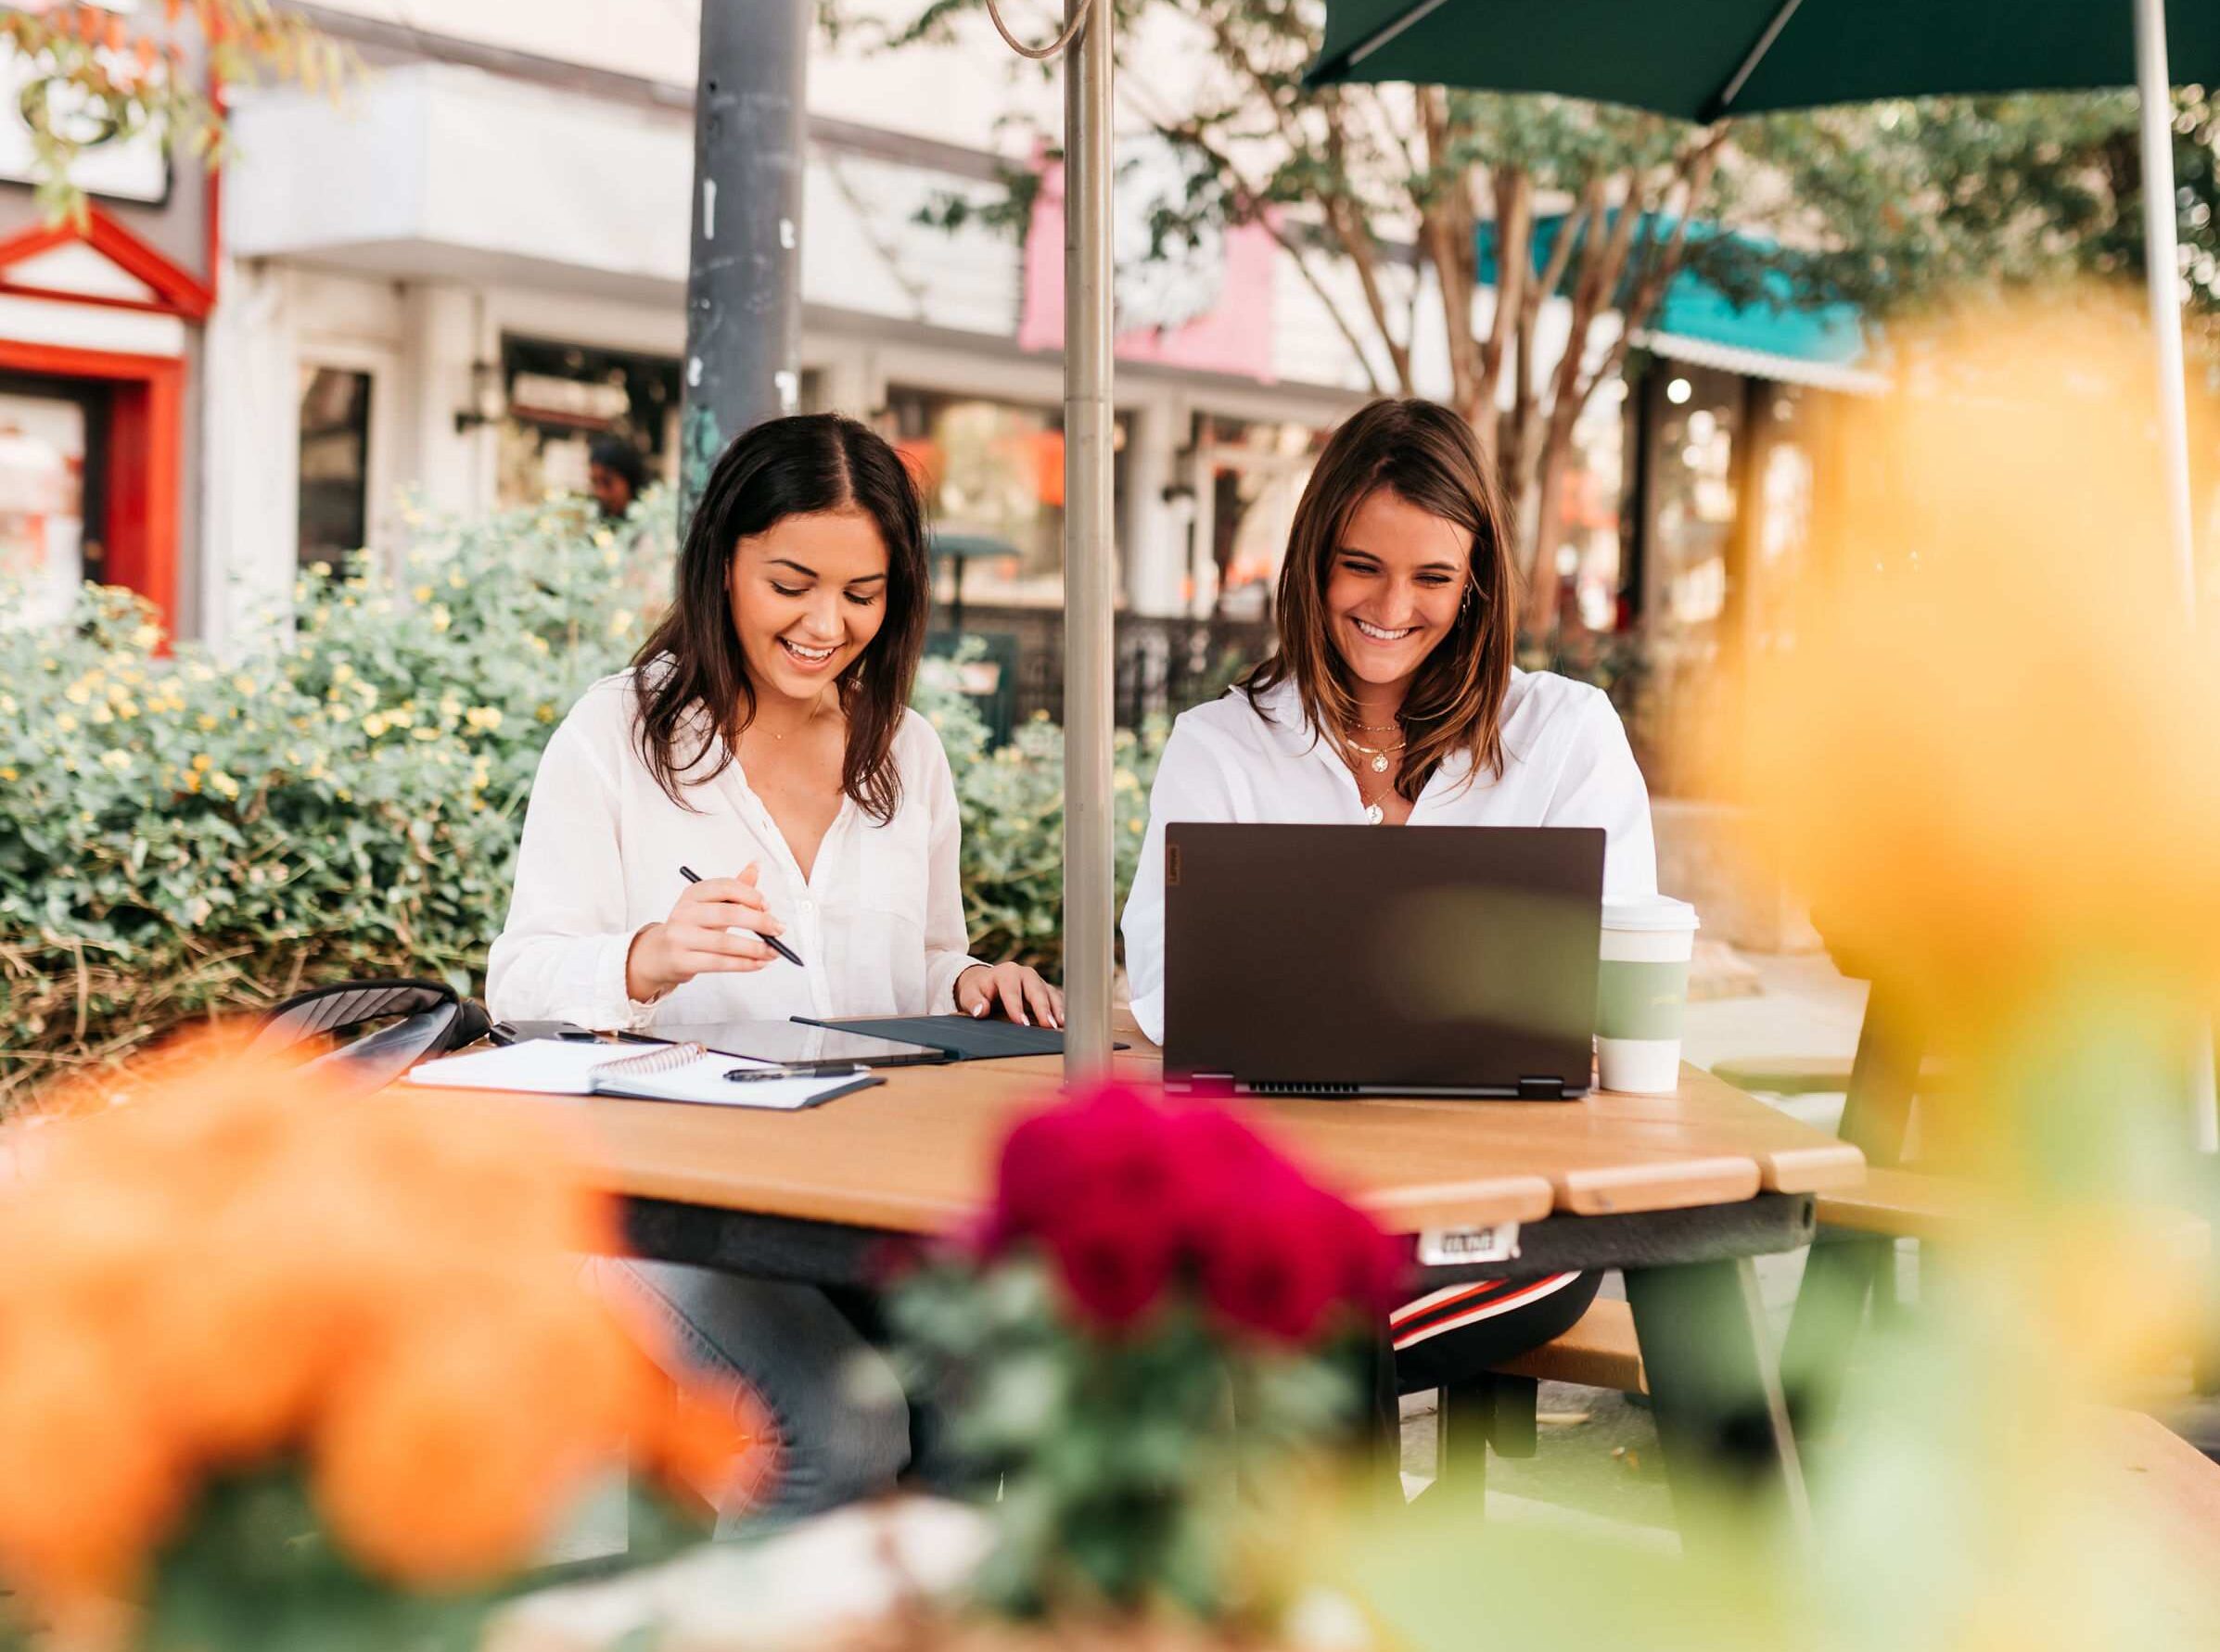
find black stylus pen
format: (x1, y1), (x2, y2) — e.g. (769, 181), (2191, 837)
(724, 1063), (867, 1083)
(679, 865), (805, 967)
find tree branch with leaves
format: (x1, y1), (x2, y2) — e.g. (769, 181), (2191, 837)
(857, 0), (2220, 633)
(2, 0), (349, 226)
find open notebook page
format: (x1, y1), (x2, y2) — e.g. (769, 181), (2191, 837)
(405, 1042), (861, 1111)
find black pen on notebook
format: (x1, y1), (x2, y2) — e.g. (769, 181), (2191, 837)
(723, 1063), (866, 1084)
(679, 865), (805, 968)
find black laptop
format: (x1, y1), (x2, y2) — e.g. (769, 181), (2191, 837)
(1162, 824), (1604, 1099)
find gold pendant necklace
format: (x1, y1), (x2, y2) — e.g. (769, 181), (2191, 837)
(1344, 736), (1406, 774)
(1358, 773), (1391, 824)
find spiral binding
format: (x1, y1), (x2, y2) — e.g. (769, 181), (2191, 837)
(593, 1041), (708, 1079)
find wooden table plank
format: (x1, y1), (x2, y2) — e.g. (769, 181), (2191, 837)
(419, 1059), (1558, 1235)
(426, 1030), (1859, 1235)
(1091, 1008), (1856, 1199)
(1586, 1065), (1868, 1196)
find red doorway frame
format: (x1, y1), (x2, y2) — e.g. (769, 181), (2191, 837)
(0, 338), (184, 635)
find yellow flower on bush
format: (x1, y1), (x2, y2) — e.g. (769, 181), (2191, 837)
(413, 585), (434, 604)
(207, 772), (240, 801)
(56, 713), (77, 734)
(196, 714), (218, 733)
(231, 676), (258, 699)
(429, 605), (452, 633)
(131, 623), (160, 650)
(362, 713), (390, 739)
(99, 752), (132, 775)
(464, 706), (503, 734)
(332, 662), (354, 685)
(411, 728), (439, 743)
(63, 680), (91, 706)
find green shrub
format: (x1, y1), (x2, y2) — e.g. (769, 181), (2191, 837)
(0, 497), (1161, 1101)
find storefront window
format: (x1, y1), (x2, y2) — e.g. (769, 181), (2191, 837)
(1745, 385), (1814, 661)
(1552, 381), (1630, 632)
(496, 337), (681, 509)
(1192, 413), (1327, 620)
(0, 374), (101, 627)
(1639, 362), (1746, 797)
(297, 366), (371, 569)
(879, 387), (1129, 611)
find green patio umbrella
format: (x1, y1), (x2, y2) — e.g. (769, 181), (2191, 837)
(1307, 0), (2216, 616)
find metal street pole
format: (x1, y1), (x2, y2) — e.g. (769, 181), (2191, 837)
(2135, 0), (2198, 620)
(679, 0), (808, 527)
(1062, 0), (1116, 1076)
(2132, 0), (2217, 1146)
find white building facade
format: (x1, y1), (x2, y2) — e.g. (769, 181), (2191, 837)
(198, 0), (1423, 648)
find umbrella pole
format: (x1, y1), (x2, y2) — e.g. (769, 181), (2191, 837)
(2134, 0), (2219, 1148)
(2135, 0), (2199, 619)
(1062, 0), (1116, 1075)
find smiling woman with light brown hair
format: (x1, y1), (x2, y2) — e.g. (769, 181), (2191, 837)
(1122, 396), (1661, 1394)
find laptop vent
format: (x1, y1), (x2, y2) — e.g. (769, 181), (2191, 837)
(1244, 1081), (1359, 1098)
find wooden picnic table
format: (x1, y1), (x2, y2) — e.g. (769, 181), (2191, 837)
(419, 1010), (1862, 1546)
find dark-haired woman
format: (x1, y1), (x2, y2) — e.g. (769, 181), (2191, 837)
(1121, 397), (1657, 1393)
(491, 413), (1060, 1521)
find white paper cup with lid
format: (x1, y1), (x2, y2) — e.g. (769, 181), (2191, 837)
(1596, 896), (1701, 1094)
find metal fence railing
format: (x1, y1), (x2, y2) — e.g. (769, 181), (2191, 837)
(930, 606), (1276, 739)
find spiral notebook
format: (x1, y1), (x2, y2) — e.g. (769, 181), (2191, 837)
(405, 1039), (881, 1111)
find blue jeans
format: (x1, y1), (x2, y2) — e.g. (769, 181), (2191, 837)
(594, 1257), (911, 1528)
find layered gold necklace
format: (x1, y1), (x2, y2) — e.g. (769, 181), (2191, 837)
(1339, 719), (1406, 825)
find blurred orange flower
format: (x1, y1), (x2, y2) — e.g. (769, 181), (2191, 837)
(0, 1029), (779, 1616)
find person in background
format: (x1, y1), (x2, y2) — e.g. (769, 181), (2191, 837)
(491, 413), (1060, 1522)
(1121, 397), (1659, 1397)
(588, 433), (649, 520)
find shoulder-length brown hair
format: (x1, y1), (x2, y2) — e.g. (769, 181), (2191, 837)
(631, 413), (929, 824)
(1243, 397), (1519, 798)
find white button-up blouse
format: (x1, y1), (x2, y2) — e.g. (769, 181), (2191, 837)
(1120, 671), (1659, 1044)
(487, 669), (984, 1032)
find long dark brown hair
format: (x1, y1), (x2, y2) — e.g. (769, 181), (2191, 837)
(1243, 397), (1519, 797)
(632, 413), (929, 823)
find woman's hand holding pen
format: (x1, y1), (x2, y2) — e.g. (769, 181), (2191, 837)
(625, 864), (786, 1001)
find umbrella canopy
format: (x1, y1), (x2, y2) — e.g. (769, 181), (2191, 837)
(1307, 0), (2220, 121)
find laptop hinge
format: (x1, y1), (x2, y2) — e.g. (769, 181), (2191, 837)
(1517, 1075), (1570, 1100)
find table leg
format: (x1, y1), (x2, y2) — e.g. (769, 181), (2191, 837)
(1777, 990), (1925, 1437)
(1780, 1234), (1890, 1440)
(1624, 1257), (1811, 1552)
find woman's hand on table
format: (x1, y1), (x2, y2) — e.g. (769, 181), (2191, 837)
(625, 864), (785, 1001)
(955, 962), (1065, 1029)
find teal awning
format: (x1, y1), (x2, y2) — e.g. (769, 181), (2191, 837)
(1478, 213), (1880, 388)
